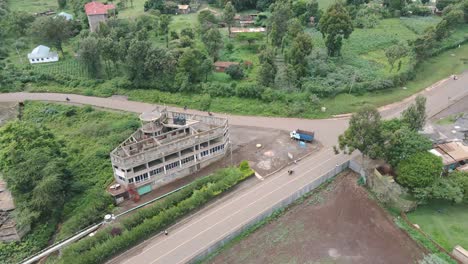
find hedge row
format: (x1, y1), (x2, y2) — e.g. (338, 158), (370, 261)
(59, 163), (254, 264)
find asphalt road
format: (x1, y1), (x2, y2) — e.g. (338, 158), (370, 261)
(1, 72), (467, 264)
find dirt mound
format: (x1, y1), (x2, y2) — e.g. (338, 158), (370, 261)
(208, 172), (425, 264)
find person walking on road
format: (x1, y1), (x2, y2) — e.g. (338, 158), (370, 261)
(164, 230), (168, 236)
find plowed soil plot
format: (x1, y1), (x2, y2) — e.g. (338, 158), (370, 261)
(207, 172), (425, 264)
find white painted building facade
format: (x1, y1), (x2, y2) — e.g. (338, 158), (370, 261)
(27, 45), (59, 64)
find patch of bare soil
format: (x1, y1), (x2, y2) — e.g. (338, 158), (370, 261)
(208, 172), (425, 264)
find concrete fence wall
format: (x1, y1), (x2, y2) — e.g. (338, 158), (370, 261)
(189, 160), (351, 263)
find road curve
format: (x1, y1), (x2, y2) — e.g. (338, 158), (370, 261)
(0, 73), (466, 147)
(2, 72), (468, 264)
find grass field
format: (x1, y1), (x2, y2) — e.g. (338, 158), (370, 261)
(9, 0), (60, 13)
(407, 201), (468, 251)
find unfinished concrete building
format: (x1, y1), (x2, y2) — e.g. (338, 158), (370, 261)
(109, 108), (230, 203)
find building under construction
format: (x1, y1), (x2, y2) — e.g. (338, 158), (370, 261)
(109, 108), (230, 203)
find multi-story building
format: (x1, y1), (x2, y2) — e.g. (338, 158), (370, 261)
(109, 108), (230, 203)
(84, 1), (115, 32)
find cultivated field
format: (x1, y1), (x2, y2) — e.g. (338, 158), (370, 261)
(204, 172), (425, 264)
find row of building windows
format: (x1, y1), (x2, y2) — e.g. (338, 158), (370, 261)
(128, 172), (149, 184)
(31, 58), (51, 62)
(181, 156), (195, 165)
(200, 144), (225, 158)
(122, 145), (225, 184)
(149, 167), (164, 176)
(165, 161), (180, 171)
(210, 144), (225, 154)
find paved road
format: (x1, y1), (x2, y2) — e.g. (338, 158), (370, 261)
(2, 72), (467, 264)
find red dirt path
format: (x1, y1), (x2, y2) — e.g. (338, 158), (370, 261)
(207, 172), (425, 264)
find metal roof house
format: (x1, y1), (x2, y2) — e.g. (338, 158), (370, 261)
(429, 141), (468, 171)
(27, 45), (58, 64)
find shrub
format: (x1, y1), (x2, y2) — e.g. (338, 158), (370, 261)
(225, 65), (245, 80)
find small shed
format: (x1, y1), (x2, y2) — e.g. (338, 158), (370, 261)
(214, 61), (239, 72)
(177, 5), (190, 14)
(57, 12), (73, 21)
(27, 45), (59, 64)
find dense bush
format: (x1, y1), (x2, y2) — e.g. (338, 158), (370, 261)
(59, 165), (254, 264)
(397, 152), (443, 190)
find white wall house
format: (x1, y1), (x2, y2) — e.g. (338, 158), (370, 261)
(27, 45), (59, 64)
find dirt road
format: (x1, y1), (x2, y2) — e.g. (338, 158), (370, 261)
(2, 71), (468, 264)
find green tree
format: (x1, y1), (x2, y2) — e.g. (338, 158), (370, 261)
(159, 14), (172, 48)
(382, 126), (433, 167)
(257, 62), (276, 87)
(318, 2), (353, 56)
(385, 43), (408, 72)
(463, 0), (468, 23)
(198, 10), (218, 25)
(414, 177), (464, 203)
(339, 105), (382, 159)
(397, 152), (443, 190)
(5, 11), (35, 36)
(126, 40), (151, 82)
(225, 64), (244, 79)
(77, 36), (101, 77)
(257, 47), (277, 87)
(287, 32), (313, 79)
(200, 58), (213, 81)
(236, 32), (264, 46)
(176, 48), (207, 87)
(223, 1), (236, 36)
(100, 37), (119, 77)
(436, 0), (457, 11)
(202, 28), (223, 60)
(269, 0), (293, 48)
(58, 0), (67, 9)
(443, 9), (464, 27)
(30, 16), (73, 56)
(402, 95), (427, 131)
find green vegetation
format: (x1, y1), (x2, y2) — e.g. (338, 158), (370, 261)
(435, 113), (464, 125)
(0, 102), (138, 263)
(9, 0), (62, 13)
(394, 217), (456, 264)
(58, 162), (254, 264)
(408, 201), (468, 251)
(397, 152), (443, 190)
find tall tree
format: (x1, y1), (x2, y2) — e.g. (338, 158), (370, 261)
(318, 2), (353, 57)
(382, 126), (433, 168)
(339, 105), (382, 159)
(202, 28), (223, 60)
(77, 36), (101, 77)
(159, 14), (172, 48)
(287, 32), (313, 79)
(269, 0), (293, 48)
(402, 95), (426, 131)
(30, 16), (73, 56)
(223, 1), (236, 37)
(126, 40), (151, 82)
